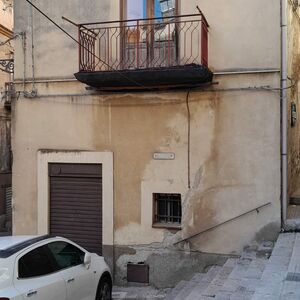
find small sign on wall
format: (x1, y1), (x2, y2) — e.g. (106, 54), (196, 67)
(153, 152), (175, 160)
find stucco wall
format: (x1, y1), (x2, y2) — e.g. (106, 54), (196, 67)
(12, 74), (281, 248)
(0, 0), (13, 30)
(12, 0), (283, 286)
(13, 0), (119, 80)
(14, 0), (280, 82)
(183, 0), (280, 71)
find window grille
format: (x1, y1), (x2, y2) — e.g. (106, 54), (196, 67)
(153, 193), (181, 225)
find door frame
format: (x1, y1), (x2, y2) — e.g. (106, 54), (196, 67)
(37, 150), (114, 248)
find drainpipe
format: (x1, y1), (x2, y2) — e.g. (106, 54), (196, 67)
(280, 0), (288, 227)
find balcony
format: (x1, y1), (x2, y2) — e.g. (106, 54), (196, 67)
(74, 13), (213, 91)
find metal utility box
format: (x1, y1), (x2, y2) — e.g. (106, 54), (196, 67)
(127, 262), (149, 284)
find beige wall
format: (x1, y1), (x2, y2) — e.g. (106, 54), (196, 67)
(0, 0), (13, 30)
(183, 0), (280, 71)
(12, 0), (282, 255)
(14, 0), (280, 81)
(287, 2), (300, 196)
(14, 0), (119, 80)
(12, 76), (281, 254)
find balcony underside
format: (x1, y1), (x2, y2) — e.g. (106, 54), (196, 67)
(74, 64), (213, 92)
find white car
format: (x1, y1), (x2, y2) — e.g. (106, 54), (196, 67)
(0, 235), (112, 300)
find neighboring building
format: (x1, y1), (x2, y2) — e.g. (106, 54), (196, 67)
(0, 0), (13, 235)
(11, 0), (300, 287)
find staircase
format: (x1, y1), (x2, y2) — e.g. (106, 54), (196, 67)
(165, 233), (300, 299)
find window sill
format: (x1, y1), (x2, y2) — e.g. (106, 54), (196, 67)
(152, 223), (182, 230)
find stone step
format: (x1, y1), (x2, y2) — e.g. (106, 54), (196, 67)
(243, 257), (268, 279)
(166, 270), (210, 300)
(227, 257), (253, 280)
(280, 233), (300, 299)
(184, 266), (223, 300)
(172, 280), (201, 300)
(165, 242), (274, 300)
(170, 269), (213, 300)
(213, 252), (270, 300)
(252, 233), (296, 299)
(199, 259), (239, 299)
(164, 280), (188, 300)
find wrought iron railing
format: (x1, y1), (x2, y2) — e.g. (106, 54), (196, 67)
(78, 13), (209, 72)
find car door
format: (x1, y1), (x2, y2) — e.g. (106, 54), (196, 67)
(13, 244), (67, 300)
(46, 241), (95, 300)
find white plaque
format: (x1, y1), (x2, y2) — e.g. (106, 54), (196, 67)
(153, 152), (175, 160)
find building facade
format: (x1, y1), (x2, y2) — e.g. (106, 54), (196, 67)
(0, 0), (13, 235)
(12, 0), (299, 287)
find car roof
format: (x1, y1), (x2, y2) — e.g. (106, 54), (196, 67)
(0, 235), (51, 258)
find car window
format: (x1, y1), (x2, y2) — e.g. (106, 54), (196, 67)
(18, 245), (56, 278)
(46, 241), (85, 270)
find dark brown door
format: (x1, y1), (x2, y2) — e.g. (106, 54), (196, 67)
(49, 163), (102, 255)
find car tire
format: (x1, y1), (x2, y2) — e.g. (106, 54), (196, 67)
(96, 275), (112, 300)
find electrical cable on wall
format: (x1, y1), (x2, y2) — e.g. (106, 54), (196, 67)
(30, 3), (36, 94)
(186, 90), (191, 189)
(0, 34), (20, 47)
(19, 0), (298, 103)
(24, 0), (151, 91)
(11, 82), (298, 101)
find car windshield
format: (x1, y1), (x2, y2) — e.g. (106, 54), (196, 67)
(0, 259), (11, 289)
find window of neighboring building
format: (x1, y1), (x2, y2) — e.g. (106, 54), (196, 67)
(0, 185), (10, 234)
(153, 193), (182, 228)
(159, 0), (176, 17)
(46, 241), (85, 270)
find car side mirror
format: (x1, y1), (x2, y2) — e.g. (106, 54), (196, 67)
(84, 253), (91, 269)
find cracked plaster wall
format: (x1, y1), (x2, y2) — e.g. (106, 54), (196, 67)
(12, 0), (283, 287)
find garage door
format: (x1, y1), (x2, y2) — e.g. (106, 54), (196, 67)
(49, 163), (102, 255)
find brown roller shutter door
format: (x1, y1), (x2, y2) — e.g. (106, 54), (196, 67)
(49, 163), (102, 255)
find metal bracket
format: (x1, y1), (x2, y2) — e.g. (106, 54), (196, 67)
(0, 59), (14, 74)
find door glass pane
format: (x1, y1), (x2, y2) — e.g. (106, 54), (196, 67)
(127, 0), (164, 20)
(18, 246), (56, 278)
(47, 241), (85, 270)
(127, 0), (145, 20)
(126, 0), (175, 21)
